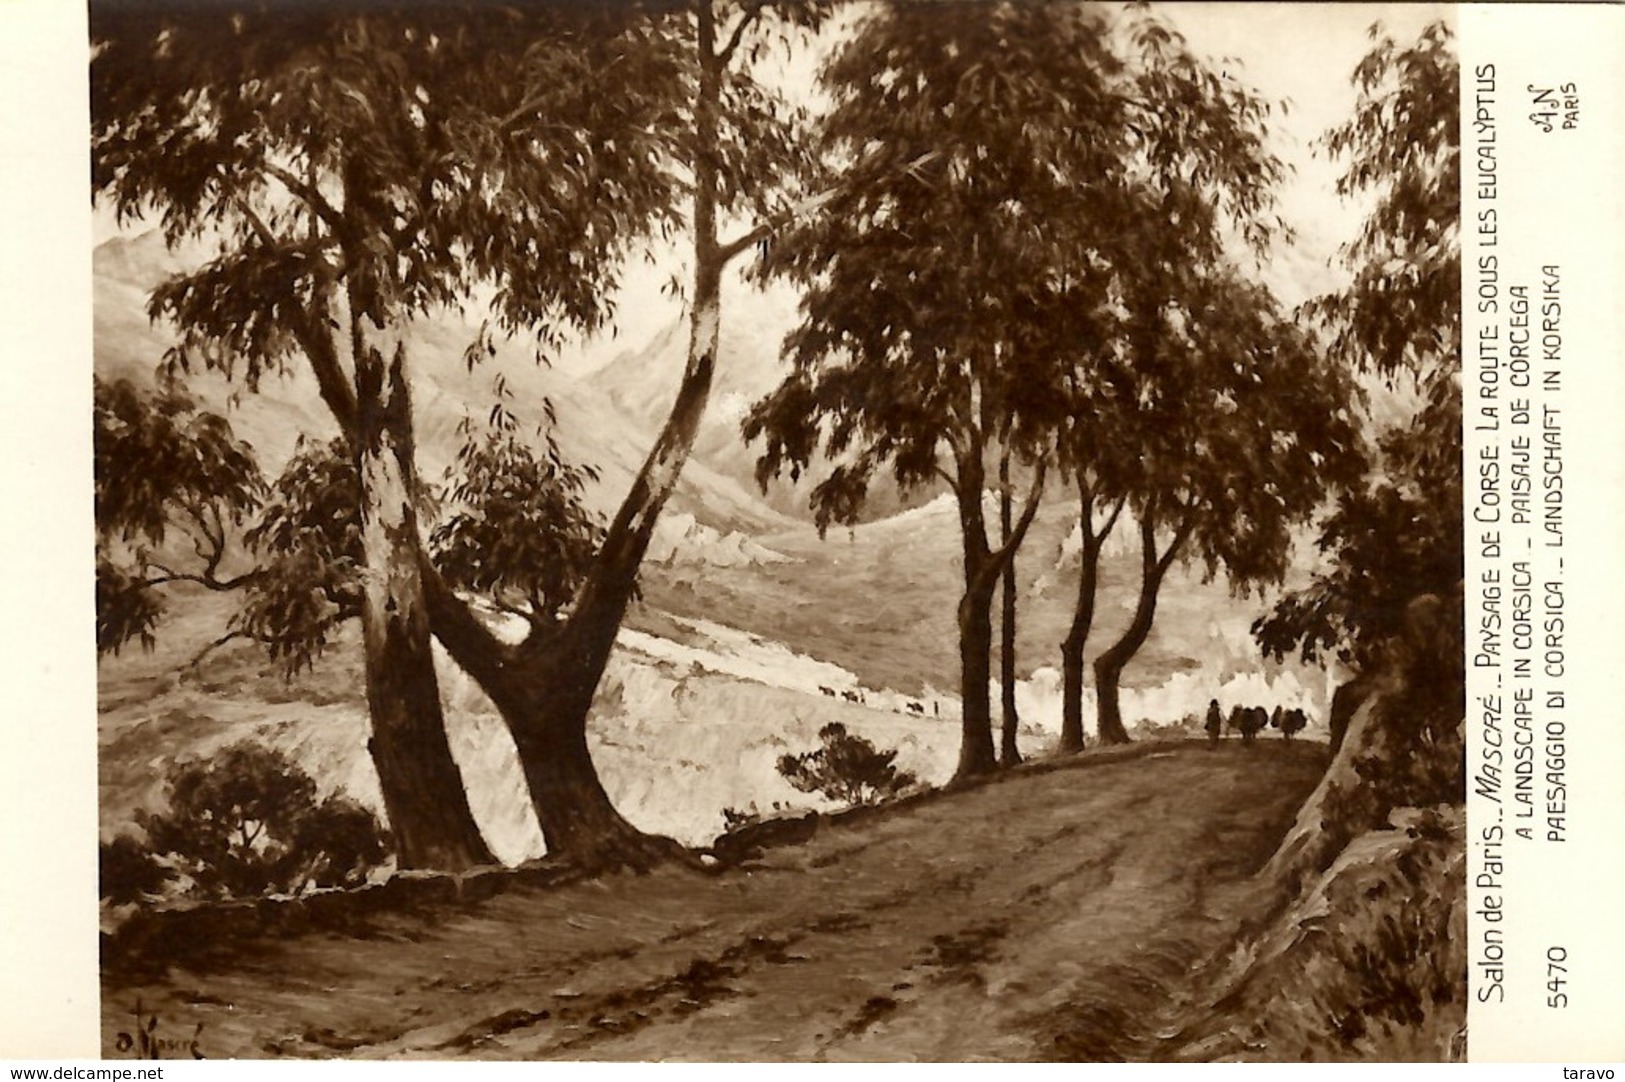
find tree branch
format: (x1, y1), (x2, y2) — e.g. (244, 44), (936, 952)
(419, 548), (519, 693)
(1095, 494), (1127, 545)
(292, 295), (359, 439)
(716, 0), (769, 66)
(262, 161), (347, 234)
(986, 455), (1048, 574)
(716, 151), (943, 265)
(1155, 502), (1196, 576)
(145, 565), (261, 592)
(232, 194), (357, 437)
(232, 194), (338, 264)
(182, 629), (251, 676)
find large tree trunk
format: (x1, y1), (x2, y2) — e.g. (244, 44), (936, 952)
(1092, 510), (1183, 747)
(1058, 518), (1103, 754)
(956, 569), (1000, 780)
(505, 638), (686, 870)
(997, 453), (1022, 767)
(415, 5), (728, 870)
(353, 340), (492, 872)
(949, 451), (1046, 784)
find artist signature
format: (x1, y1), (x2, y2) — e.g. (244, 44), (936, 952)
(113, 1001), (206, 1060)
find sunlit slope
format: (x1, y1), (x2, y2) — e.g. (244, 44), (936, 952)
(637, 492), (1332, 716)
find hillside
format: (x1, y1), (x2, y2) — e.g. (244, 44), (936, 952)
(93, 230), (793, 536)
(102, 741), (1329, 1061)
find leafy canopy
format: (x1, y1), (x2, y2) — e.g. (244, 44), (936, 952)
(94, 376), (264, 655)
(746, 1), (1130, 529)
(93, 2), (689, 378)
(430, 386), (608, 634)
(1256, 22), (1461, 666)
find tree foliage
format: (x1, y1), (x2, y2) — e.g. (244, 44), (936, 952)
(777, 723), (917, 807)
(1256, 21), (1461, 668)
(1119, 269), (1364, 592)
(234, 437), (365, 675)
(130, 740), (390, 900)
(93, 3), (687, 369)
(430, 394), (608, 633)
(93, 376), (265, 655)
(746, 1), (1129, 522)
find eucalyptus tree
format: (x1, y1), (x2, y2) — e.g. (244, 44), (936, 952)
(1046, 6), (1299, 750)
(92, 2), (684, 870)
(1255, 22), (1462, 678)
(1089, 269), (1363, 744)
(94, 0), (847, 871)
(416, 0), (840, 868)
(745, 2), (1130, 781)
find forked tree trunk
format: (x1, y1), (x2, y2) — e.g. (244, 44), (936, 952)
(1058, 487), (1120, 754)
(416, 4), (729, 870)
(353, 341), (492, 871)
(951, 457), (1046, 784)
(1093, 510), (1186, 747)
(421, 237), (719, 872)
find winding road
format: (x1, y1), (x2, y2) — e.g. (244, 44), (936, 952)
(102, 740), (1326, 1061)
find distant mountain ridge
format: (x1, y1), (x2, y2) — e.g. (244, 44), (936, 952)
(92, 229), (794, 537)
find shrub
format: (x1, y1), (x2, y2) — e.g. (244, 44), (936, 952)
(130, 740), (389, 901)
(99, 833), (173, 905)
(777, 723), (917, 807)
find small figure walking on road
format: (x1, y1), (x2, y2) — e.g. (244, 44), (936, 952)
(1205, 698), (1223, 748)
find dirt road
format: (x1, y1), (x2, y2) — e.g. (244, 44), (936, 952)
(102, 741), (1326, 1061)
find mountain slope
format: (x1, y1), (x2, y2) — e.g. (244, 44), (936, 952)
(92, 230), (791, 535)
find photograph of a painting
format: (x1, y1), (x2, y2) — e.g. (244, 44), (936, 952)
(89, 0), (1465, 1061)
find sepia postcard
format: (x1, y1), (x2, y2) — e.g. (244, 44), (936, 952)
(1, 0), (1621, 1067)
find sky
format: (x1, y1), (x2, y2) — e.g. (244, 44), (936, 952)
(1164, 3), (1452, 298)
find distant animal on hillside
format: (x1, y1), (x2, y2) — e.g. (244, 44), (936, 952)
(906, 701), (925, 716)
(818, 686), (836, 698)
(841, 689), (864, 704)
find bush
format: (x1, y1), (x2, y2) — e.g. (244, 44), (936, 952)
(777, 723), (917, 807)
(109, 740), (390, 903)
(99, 834), (173, 905)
